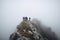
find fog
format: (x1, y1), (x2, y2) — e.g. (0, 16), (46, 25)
(0, 0), (60, 40)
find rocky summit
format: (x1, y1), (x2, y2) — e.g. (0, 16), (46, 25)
(9, 17), (57, 40)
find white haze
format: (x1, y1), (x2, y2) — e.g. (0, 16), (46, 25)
(0, 0), (60, 40)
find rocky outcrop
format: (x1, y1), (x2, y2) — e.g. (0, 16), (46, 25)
(9, 17), (58, 40)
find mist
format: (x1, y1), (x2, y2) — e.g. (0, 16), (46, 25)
(0, 0), (60, 40)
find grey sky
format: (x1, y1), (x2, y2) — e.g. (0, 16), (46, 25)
(0, 0), (60, 40)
